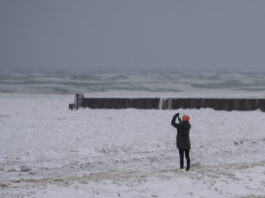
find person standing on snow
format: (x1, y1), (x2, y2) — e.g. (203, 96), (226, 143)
(171, 113), (191, 171)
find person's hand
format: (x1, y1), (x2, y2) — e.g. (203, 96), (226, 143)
(173, 113), (179, 118)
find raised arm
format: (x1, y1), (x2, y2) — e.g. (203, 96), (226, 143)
(171, 113), (180, 128)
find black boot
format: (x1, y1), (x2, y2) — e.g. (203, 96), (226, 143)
(186, 160), (190, 171)
(185, 149), (190, 171)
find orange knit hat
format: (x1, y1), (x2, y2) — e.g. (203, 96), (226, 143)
(182, 115), (190, 121)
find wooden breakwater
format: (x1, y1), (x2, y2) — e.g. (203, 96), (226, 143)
(69, 94), (265, 111)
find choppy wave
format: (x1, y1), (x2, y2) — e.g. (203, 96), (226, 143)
(0, 72), (265, 97)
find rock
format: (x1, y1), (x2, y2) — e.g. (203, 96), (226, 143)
(0, 183), (8, 187)
(20, 165), (32, 172)
(8, 168), (16, 172)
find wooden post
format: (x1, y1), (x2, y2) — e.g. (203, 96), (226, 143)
(74, 94), (84, 110)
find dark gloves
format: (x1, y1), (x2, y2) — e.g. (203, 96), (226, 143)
(173, 113), (181, 122)
(173, 113), (179, 118)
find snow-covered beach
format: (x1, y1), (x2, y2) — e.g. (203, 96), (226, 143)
(2, 0), (265, 196)
(1, 94), (265, 198)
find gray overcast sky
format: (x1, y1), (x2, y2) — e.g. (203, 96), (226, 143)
(0, 0), (265, 73)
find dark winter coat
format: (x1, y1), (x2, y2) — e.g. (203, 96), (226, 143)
(171, 116), (191, 149)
